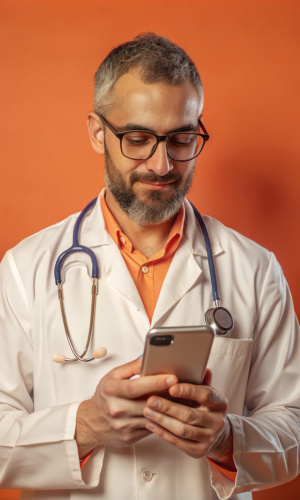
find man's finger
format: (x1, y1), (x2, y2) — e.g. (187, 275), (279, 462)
(169, 383), (227, 411)
(145, 395), (226, 432)
(105, 373), (178, 399)
(202, 368), (212, 386)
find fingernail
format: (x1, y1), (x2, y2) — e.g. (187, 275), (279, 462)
(171, 385), (182, 396)
(149, 399), (160, 409)
(166, 376), (177, 387)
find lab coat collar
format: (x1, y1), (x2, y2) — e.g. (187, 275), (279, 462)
(79, 192), (109, 248)
(184, 199), (224, 258)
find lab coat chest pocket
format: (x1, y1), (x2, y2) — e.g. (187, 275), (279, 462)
(207, 337), (253, 415)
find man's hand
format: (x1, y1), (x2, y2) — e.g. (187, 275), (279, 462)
(143, 369), (236, 470)
(75, 357), (178, 458)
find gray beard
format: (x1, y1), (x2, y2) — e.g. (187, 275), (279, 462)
(104, 149), (194, 226)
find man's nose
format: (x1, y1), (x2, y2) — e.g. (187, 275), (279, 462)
(145, 140), (173, 176)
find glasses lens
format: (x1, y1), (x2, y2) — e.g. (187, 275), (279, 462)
(121, 131), (157, 160)
(167, 133), (204, 161)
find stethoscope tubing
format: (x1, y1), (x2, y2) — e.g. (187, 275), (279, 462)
(190, 202), (220, 303)
(54, 197), (99, 285)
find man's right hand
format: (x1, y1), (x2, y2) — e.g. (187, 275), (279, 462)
(75, 357), (178, 458)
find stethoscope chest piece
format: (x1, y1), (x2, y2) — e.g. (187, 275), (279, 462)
(205, 306), (234, 337)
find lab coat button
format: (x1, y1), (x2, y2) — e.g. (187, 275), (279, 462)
(142, 265), (149, 274)
(141, 470), (153, 482)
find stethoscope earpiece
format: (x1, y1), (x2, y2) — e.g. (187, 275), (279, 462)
(205, 306), (234, 337)
(53, 347), (107, 364)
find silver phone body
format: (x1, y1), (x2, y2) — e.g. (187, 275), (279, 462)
(141, 326), (214, 385)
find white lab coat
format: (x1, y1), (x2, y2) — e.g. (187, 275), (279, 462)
(0, 194), (299, 500)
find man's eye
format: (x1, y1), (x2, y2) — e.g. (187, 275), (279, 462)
(124, 133), (152, 145)
(170, 134), (194, 146)
(128, 138), (148, 145)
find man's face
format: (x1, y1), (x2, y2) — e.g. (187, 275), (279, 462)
(103, 70), (202, 225)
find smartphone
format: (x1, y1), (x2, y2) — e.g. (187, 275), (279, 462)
(141, 326), (214, 385)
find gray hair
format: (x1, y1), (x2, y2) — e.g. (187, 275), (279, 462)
(94, 33), (203, 115)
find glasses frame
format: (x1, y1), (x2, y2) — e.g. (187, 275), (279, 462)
(98, 113), (210, 162)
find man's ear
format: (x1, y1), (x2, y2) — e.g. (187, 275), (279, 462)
(87, 111), (105, 155)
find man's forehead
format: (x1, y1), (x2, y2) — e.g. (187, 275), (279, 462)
(107, 70), (202, 131)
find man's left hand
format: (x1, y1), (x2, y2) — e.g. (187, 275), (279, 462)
(143, 369), (235, 470)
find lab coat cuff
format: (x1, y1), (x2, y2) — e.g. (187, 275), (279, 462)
(208, 414), (242, 499)
(67, 402), (105, 487)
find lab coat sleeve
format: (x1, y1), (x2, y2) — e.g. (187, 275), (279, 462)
(0, 252), (104, 489)
(209, 253), (300, 499)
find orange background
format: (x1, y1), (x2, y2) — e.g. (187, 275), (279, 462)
(1, 1), (300, 499)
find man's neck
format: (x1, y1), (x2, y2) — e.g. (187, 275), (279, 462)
(105, 190), (176, 259)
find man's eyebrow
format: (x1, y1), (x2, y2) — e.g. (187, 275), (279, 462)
(119, 122), (198, 134)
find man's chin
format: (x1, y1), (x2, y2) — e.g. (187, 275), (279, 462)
(125, 193), (183, 226)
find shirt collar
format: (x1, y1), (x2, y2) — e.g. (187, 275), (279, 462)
(79, 189), (223, 258)
(100, 189), (185, 255)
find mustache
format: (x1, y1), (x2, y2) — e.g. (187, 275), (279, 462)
(130, 171), (182, 184)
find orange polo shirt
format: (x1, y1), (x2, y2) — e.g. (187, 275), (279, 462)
(100, 190), (184, 321)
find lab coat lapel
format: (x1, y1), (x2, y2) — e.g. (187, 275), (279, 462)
(151, 199), (224, 326)
(151, 234), (202, 325)
(103, 238), (146, 311)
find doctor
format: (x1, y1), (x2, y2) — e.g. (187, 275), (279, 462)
(0, 33), (299, 500)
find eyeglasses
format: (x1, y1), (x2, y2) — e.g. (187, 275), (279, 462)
(98, 114), (209, 162)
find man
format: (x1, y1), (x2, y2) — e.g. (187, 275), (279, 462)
(0, 33), (299, 500)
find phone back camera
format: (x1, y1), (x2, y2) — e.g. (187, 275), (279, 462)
(150, 335), (174, 346)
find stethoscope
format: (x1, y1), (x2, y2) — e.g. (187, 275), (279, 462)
(53, 198), (234, 363)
